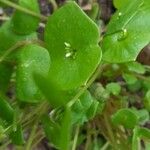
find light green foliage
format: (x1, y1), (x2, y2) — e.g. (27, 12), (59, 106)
(125, 61), (145, 74)
(72, 90), (99, 124)
(106, 82), (121, 95)
(122, 73), (137, 84)
(102, 0), (150, 63)
(45, 2), (101, 90)
(0, 21), (37, 56)
(16, 44), (50, 102)
(113, 0), (130, 9)
(111, 108), (138, 129)
(11, 0), (40, 34)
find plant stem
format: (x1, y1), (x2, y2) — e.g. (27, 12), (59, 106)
(103, 113), (116, 149)
(0, 0), (47, 21)
(0, 39), (43, 64)
(48, 0), (58, 11)
(67, 63), (106, 107)
(72, 125), (80, 150)
(25, 121), (38, 150)
(101, 142), (110, 150)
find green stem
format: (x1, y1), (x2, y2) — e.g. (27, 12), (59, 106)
(103, 113), (116, 149)
(0, 40), (43, 64)
(101, 142), (110, 150)
(67, 63), (106, 107)
(0, 0), (47, 21)
(48, 0), (58, 11)
(25, 121), (38, 150)
(72, 125), (80, 150)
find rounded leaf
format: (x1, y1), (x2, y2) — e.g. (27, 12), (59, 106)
(112, 108), (138, 129)
(102, 0), (150, 63)
(16, 44), (50, 102)
(45, 2), (101, 90)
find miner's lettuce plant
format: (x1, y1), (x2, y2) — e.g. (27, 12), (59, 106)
(0, 0), (150, 149)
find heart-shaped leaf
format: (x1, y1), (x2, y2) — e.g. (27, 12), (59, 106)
(102, 0), (150, 63)
(45, 2), (101, 90)
(111, 108), (138, 129)
(16, 44), (50, 102)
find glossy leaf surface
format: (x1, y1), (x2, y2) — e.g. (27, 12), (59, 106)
(102, 0), (150, 63)
(45, 2), (101, 90)
(16, 44), (50, 102)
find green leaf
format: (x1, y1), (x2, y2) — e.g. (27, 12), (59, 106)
(122, 73), (137, 84)
(9, 124), (25, 145)
(34, 74), (75, 107)
(42, 115), (61, 149)
(42, 108), (72, 150)
(132, 126), (150, 150)
(0, 95), (14, 124)
(106, 82), (121, 95)
(45, 2), (101, 90)
(102, 0), (150, 63)
(59, 108), (72, 150)
(16, 44), (50, 102)
(86, 100), (99, 120)
(71, 90), (94, 124)
(144, 90), (150, 111)
(11, 0), (40, 35)
(113, 0), (130, 9)
(0, 21), (37, 56)
(0, 62), (13, 93)
(132, 109), (149, 125)
(111, 108), (138, 129)
(125, 61), (145, 74)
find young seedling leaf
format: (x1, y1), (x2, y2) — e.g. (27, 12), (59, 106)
(102, 0), (150, 63)
(71, 90), (94, 124)
(106, 82), (121, 96)
(45, 2), (101, 90)
(16, 44), (50, 102)
(11, 0), (40, 35)
(111, 108), (138, 129)
(125, 61), (145, 74)
(122, 73), (137, 85)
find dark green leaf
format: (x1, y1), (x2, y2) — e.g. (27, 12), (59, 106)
(0, 95), (14, 124)
(9, 124), (25, 145)
(0, 62), (13, 93)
